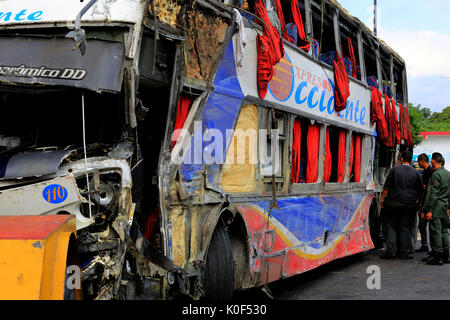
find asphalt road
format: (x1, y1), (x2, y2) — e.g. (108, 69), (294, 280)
(234, 249), (450, 300)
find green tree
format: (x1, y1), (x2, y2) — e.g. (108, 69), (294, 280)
(408, 103), (424, 146)
(408, 104), (450, 146)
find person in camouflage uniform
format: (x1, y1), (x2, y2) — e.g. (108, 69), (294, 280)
(422, 152), (450, 265)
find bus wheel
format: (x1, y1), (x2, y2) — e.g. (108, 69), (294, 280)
(204, 223), (234, 300)
(369, 200), (383, 249)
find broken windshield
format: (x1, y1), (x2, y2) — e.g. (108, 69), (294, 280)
(0, 88), (126, 169)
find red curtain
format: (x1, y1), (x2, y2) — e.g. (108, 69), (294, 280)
(349, 134), (355, 177)
(403, 104), (414, 146)
(392, 99), (401, 145)
(291, 0), (310, 51)
(348, 37), (357, 78)
(306, 124), (320, 183)
(172, 95), (192, 148)
(337, 130), (346, 183)
(399, 103), (413, 146)
(256, 35), (275, 100)
(354, 135), (361, 182)
(144, 207), (159, 240)
(255, 0), (284, 99)
(324, 127), (332, 183)
(274, 0), (294, 43)
(383, 95), (396, 147)
(334, 53), (350, 112)
(291, 119), (302, 184)
(370, 87), (388, 140)
(391, 98), (399, 146)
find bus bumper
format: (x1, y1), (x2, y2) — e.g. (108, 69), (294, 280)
(0, 215), (77, 300)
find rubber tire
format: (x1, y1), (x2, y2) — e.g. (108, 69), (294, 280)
(204, 223), (234, 300)
(369, 200), (383, 249)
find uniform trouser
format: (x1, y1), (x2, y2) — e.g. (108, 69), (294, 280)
(418, 216), (428, 247)
(429, 217), (450, 254)
(384, 213), (415, 257)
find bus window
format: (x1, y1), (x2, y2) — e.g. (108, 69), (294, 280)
(339, 16), (360, 80)
(362, 33), (378, 88)
(374, 142), (395, 185)
(311, 0), (335, 65)
(232, 0), (256, 20)
(380, 49), (392, 98)
(290, 117), (320, 184)
(279, 0), (308, 48)
(323, 126), (347, 183)
(393, 61), (404, 104)
(221, 104), (258, 193)
(260, 108), (286, 181)
(349, 132), (362, 183)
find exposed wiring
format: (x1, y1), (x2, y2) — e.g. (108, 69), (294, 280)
(81, 91), (93, 219)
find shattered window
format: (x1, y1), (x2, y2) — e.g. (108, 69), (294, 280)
(259, 108), (285, 179)
(393, 60), (405, 104)
(311, 0), (336, 65)
(362, 32), (378, 88)
(339, 16), (361, 80)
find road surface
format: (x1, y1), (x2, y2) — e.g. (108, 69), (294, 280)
(234, 249), (450, 300)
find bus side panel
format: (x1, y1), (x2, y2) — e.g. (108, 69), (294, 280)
(237, 193), (374, 285)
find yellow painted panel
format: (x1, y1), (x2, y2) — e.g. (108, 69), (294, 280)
(221, 104), (258, 193)
(189, 210), (199, 266)
(169, 207), (186, 268)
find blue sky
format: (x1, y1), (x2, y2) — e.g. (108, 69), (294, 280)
(337, 0), (450, 112)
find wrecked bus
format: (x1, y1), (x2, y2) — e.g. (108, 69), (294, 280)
(0, 0), (413, 300)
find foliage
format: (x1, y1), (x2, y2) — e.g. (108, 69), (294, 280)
(408, 104), (450, 146)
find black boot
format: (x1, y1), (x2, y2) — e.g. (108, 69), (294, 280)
(422, 251), (434, 262)
(416, 245), (429, 253)
(427, 252), (443, 265)
(443, 251), (450, 264)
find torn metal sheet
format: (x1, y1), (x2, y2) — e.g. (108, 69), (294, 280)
(1, 149), (74, 179)
(184, 11), (228, 81)
(179, 42), (243, 194)
(108, 140), (135, 160)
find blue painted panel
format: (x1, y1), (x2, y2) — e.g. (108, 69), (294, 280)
(254, 193), (365, 247)
(213, 40), (244, 99)
(179, 40), (244, 193)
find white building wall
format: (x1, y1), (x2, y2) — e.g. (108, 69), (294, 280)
(414, 135), (450, 170)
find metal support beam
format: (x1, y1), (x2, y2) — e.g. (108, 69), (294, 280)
(318, 124), (326, 183)
(375, 47), (382, 89)
(357, 30), (366, 83)
(333, 9), (341, 57)
(389, 56), (396, 101)
(304, 0), (314, 41)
